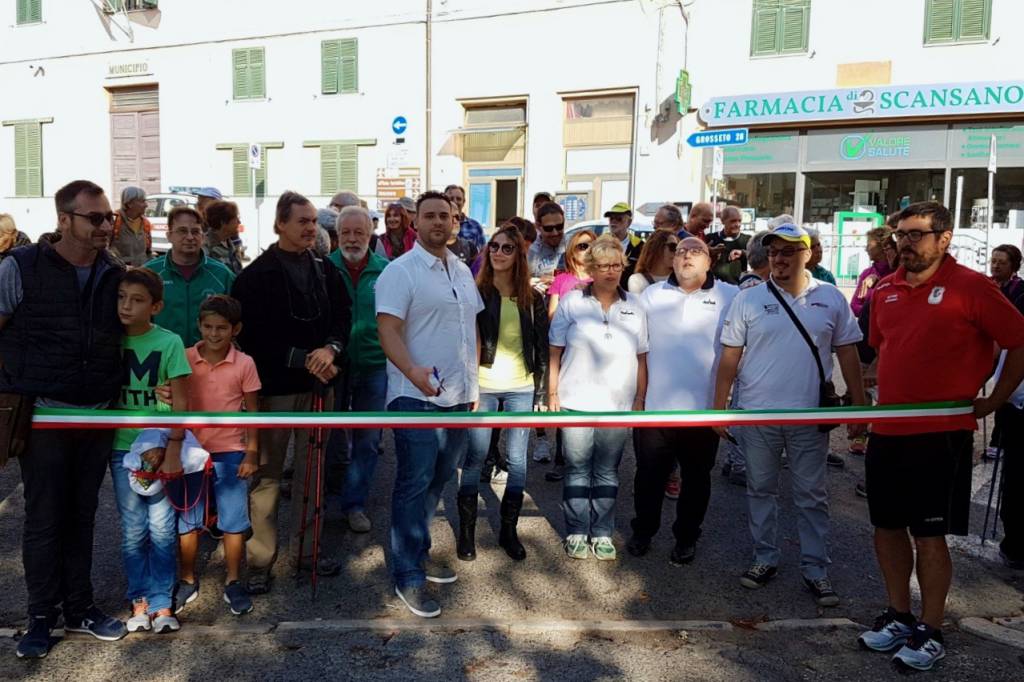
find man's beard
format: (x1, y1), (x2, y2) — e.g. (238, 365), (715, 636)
(900, 248), (939, 273)
(341, 246), (368, 263)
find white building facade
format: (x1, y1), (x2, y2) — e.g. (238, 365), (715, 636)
(1, 0), (695, 252)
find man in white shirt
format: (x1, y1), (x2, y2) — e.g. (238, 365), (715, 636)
(629, 238), (738, 565)
(713, 223), (865, 607)
(376, 191), (484, 619)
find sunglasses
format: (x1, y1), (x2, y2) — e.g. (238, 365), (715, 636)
(540, 223), (565, 233)
(575, 242), (591, 252)
(487, 242), (516, 255)
(768, 246), (808, 258)
(69, 211), (116, 227)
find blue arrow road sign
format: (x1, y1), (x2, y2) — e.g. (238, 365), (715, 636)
(687, 128), (749, 148)
(392, 116), (408, 135)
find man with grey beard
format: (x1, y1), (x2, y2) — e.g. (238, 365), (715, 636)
(327, 206), (389, 533)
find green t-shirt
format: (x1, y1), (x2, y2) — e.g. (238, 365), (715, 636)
(113, 324), (192, 451)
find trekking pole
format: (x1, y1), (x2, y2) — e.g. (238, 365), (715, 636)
(309, 388), (327, 600)
(992, 461), (1006, 541)
(981, 443), (1003, 544)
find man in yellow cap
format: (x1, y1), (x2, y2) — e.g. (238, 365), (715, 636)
(604, 202), (644, 287)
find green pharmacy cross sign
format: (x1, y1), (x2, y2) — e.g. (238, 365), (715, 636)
(675, 70), (692, 116)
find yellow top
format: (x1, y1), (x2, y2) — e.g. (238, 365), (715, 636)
(479, 297), (533, 392)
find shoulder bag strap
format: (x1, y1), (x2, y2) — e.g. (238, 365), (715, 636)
(766, 281), (827, 387)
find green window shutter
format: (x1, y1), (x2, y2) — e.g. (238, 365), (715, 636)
(957, 0), (990, 41)
(232, 145), (250, 195)
(925, 0), (956, 43)
(320, 144), (340, 195)
(232, 49), (250, 100)
(339, 39), (358, 93)
(14, 122), (42, 198)
(247, 48), (265, 99)
(751, 2), (781, 56)
(17, 0), (42, 24)
(779, 1), (810, 53)
(321, 40), (340, 95)
(255, 147), (267, 197)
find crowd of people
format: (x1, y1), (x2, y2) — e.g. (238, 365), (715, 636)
(2, 179), (1023, 674)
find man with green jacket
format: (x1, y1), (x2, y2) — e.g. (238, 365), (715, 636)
(326, 206), (388, 533)
(145, 206), (235, 347)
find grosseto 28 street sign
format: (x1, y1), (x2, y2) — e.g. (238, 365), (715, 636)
(699, 80), (1024, 128)
(687, 128), (749, 148)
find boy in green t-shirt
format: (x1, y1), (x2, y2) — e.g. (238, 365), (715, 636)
(110, 268), (191, 635)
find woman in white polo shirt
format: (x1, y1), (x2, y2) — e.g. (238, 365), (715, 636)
(548, 234), (648, 561)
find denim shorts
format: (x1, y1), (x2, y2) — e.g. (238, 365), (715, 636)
(178, 451), (251, 535)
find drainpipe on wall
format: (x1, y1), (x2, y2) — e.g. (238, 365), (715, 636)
(676, 0), (693, 161)
(426, 0), (433, 191)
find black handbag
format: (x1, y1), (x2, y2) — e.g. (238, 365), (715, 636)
(766, 282), (849, 433)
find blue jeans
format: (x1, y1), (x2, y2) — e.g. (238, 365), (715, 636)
(735, 425), (831, 580)
(460, 389), (533, 496)
(389, 396), (470, 589)
(109, 451), (177, 614)
(561, 424), (629, 538)
(339, 369), (388, 513)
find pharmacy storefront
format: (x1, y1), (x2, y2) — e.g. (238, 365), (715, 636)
(699, 81), (1024, 279)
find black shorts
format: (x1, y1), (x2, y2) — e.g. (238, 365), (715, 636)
(865, 431), (973, 537)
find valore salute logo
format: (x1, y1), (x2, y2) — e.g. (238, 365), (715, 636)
(839, 134), (911, 161)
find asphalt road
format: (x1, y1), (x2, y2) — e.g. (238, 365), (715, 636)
(1, 425), (1022, 680)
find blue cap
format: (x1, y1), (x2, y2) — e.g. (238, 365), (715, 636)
(195, 187), (223, 200)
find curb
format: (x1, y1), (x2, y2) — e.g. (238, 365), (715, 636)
(275, 618), (735, 634)
(755, 618), (860, 631)
(959, 617), (1024, 651)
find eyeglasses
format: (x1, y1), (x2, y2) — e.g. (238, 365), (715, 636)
(673, 246), (707, 258)
(575, 242), (591, 252)
(68, 211), (115, 227)
(487, 241), (516, 255)
(768, 246), (808, 258)
(593, 262), (624, 273)
(893, 229), (943, 243)
(171, 228), (204, 238)
(540, 223), (565, 233)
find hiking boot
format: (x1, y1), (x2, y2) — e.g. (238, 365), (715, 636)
(15, 615), (54, 659)
(395, 585), (441, 618)
(826, 452), (845, 469)
(892, 623), (946, 672)
(64, 606), (127, 642)
(456, 492), (478, 561)
(739, 563), (778, 589)
(223, 581), (254, 616)
(590, 536), (617, 561)
(424, 558), (457, 584)
(532, 437), (552, 464)
(347, 511), (372, 533)
(498, 490), (526, 561)
(858, 607), (915, 652)
(626, 534), (651, 558)
(803, 576), (840, 607)
(669, 541), (696, 566)
(563, 534), (590, 560)
(173, 579), (199, 615)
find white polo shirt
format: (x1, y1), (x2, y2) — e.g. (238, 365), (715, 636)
(642, 274), (738, 411)
(549, 286), (648, 411)
(376, 241), (485, 407)
(720, 273), (861, 410)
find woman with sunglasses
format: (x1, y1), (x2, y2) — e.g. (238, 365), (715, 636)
(549, 234), (648, 561)
(628, 230), (679, 295)
(458, 227), (549, 561)
(382, 202), (416, 259)
(548, 229), (597, 319)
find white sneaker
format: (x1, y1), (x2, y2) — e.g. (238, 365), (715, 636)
(126, 612), (151, 633)
(532, 437), (552, 463)
(152, 613), (180, 634)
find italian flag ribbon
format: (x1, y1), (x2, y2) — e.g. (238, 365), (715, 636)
(32, 402), (974, 430)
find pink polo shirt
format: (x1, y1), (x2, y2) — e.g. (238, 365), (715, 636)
(186, 343), (262, 454)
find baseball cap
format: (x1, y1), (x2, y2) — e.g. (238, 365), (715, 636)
(603, 202), (632, 217)
(398, 196), (417, 213)
(763, 223), (811, 248)
(195, 187), (223, 200)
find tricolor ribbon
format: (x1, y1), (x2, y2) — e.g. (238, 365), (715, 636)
(32, 402), (974, 430)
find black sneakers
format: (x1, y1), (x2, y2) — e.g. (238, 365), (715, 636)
(669, 542), (696, 566)
(803, 576), (840, 607)
(739, 563), (778, 589)
(15, 615), (53, 659)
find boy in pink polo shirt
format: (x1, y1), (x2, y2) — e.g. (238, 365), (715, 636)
(177, 295), (261, 616)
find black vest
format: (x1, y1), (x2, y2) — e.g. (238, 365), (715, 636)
(0, 243), (124, 405)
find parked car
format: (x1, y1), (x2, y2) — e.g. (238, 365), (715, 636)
(144, 193), (199, 253)
(564, 216), (654, 243)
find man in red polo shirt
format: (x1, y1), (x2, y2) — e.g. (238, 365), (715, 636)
(858, 201), (1024, 672)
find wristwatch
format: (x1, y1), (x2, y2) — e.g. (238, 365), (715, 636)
(326, 341), (343, 358)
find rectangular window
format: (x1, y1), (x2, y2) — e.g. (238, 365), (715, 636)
(17, 0), (42, 24)
(319, 143), (358, 195)
(14, 122), (43, 198)
(563, 94), (634, 147)
(232, 47), (266, 100)
(750, 0), (810, 57)
(321, 39), (358, 95)
(924, 0), (990, 44)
